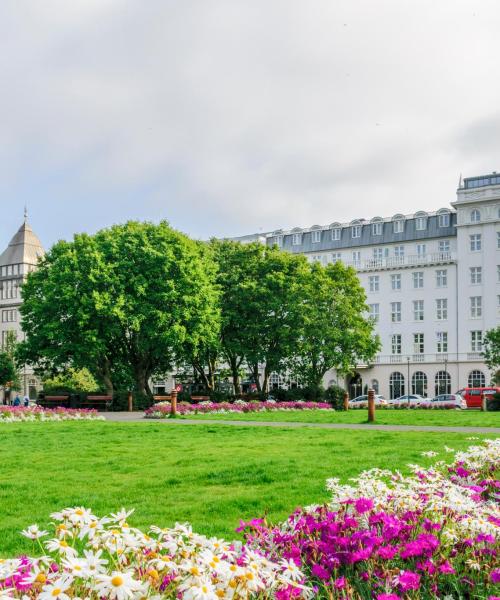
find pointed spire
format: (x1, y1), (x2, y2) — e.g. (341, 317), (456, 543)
(458, 173), (463, 189)
(24, 204), (28, 223)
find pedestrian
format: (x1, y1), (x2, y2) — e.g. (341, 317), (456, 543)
(23, 394), (29, 407)
(13, 394), (21, 406)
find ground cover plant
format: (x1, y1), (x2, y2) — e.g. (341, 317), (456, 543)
(0, 406), (104, 422)
(0, 439), (497, 598)
(0, 422), (488, 558)
(177, 408), (500, 427)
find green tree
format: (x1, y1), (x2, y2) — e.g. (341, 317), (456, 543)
(19, 221), (220, 396)
(42, 368), (100, 393)
(291, 261), (380, 387)
(0, 352), (17, 389)
(483, 326), (500, 384)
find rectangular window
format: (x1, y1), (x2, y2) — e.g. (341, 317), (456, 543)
(1, 309), (17, 323)
(470, 234), (482, 251)
(437, 332), (448, 353)
(497, 232), (500, 249)
(436, 269), (447, 288)
(0, 280), (18, 300)
(391, 301), (402, 322)
(438, 240), (450, 254)
(372, 222), (382, 236)
(393, 220), (404, 234)
(391, 274), (401, 290)
(331, 252), (341, 263)
(413, 271), (424, 288)
(311, 230), (321, 243)
(274, 235), (283, 247)
(292, 233), (302, 246)
(391, 334), (402, 355)
(368, 304), (379, 322)
(352, 225), (361, 238)
(413, 299), (424, 321)
(413, 333), (424, 354)
(470, 267), (482, 284)
(438, 213), (450, 227)
(416, 243), (426, 257)
(470, 296), (482, 318)
(1, 330), (16, 350)
(394, 246), (405, 258)
(415, 217), (426, 231)
(436, 298), (448, 320)
(332, 228), (341, 241)
(369, 276), (380, 292)
(373, 248), (383, 260)
(352, 251), (361, 266)
(471, 330), (483, 352)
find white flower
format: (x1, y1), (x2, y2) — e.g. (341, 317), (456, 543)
(45, 538), (78, 557)
(421, 450), (439, 458)
(38, 576), (73, 600)
(95, 570), (145, 600)
(21, 525), (49, 540)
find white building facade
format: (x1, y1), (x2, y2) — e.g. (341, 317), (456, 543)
(0, 217), (45, 401)
(242, 172), (500, 399)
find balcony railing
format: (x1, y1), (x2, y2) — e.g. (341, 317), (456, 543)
(355, 352), (484, 367)
(344, 252), (456, 272)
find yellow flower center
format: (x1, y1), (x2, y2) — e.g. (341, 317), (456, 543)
(230, 565), (237, 572)
(148, 569), (159, 580)
(245, 572), (254, 581)
(111, 576), (124, 587)
(216, 591), (225, 598)
(35, 573), (47, 584)
(202, 587), (208, 593)
(190, 567), (200, 576)
(59, 541), (68, 548)
(52, 589), (61, 597)
(90, 522), (97, 529)
(229, 579), (237, 589)
(75, 510), (84, 516)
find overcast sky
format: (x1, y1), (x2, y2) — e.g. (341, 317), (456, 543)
(1, 0), (500, 249)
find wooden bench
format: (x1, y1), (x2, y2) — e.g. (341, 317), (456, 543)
(37, 395), (71, 408)
(79, 395), (113, 411)
(191, 395), (210, 403)
(153, 395), (172, 403)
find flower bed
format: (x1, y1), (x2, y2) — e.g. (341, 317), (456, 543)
(145, 399), (333, 418)
(1, 441), (498, 599)
(0, 406), (104, 422)
(349, 403), (461, 410)
(241, 438), (500, 599)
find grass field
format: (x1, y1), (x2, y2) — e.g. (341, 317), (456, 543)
(0, 421), (492, 557)
(180, 408), (500, 427)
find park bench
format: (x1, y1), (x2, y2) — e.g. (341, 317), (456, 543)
(153, 395), (172, 403)
(191, 395), (210, 403)
(37, 395), (72, 409)
(79, 395), (113, 411)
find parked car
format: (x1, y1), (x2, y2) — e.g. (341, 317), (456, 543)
(456, 387), (500, 409)
(348, 394), (387, 407)
(424, 393), (467, 409)
(389, 394), (426, 406)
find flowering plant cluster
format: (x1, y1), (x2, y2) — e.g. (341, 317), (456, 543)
(241, 439), (500, 599)
(0, 508), (309, 599)
(349, 403), (461, 410)
(0, 406), (104, 422)
(145, 400), (333, 418)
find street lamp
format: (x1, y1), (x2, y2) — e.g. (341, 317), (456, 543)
(406, 356), (410, 405)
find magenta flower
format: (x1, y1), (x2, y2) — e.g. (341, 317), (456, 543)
(491, 569), (500, 584)
(397, 571), (421, 591)
(354, 498), (374, 514)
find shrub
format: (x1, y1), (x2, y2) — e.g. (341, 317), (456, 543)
(487, 392), (500, 411)
(324, 385), (347, 410)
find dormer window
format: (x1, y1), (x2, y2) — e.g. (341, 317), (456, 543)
(331, 227), (341, 241)
(274, 235), (283, 247)
(351, 225), (361, 239)
(470, 209), (481, 223)
(393, 219), (404, 234)
(414, 212), (428, 231)
(311, 229), (321, 243)
(438, 210), (450, 228)
(371, 220), (383, 236)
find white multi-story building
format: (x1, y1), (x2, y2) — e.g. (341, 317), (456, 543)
(238, 172), (500, 399)
(0, 215), (45, 401)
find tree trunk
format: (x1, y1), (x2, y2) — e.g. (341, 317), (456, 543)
(96, 358), (114, 396)
(251, 363), (262, 394)
(229, 356), (242, 395)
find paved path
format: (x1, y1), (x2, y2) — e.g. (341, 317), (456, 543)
(104, 412), (500, 434)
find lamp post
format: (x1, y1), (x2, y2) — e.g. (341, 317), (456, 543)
(406, 356), (410, 405)
(444, 356), (448, 394)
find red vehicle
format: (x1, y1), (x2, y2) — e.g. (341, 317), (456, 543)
(457, 387), (500, 409)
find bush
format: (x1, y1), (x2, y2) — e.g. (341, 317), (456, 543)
(112, 391), (154, 411)
(324, 385), (347, 410)
(487, 392), (500, 411)
(208, 389), (232, 403)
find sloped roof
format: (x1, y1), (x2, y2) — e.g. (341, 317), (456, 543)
(0, 221), (45, 267)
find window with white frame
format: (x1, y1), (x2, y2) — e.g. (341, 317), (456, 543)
(373, 248), (384, 261)
(413, 271), (424, 289)
(368, 304), (379, 322)
(470, 330), (483, 352)
(311, 255), (322, 263)
(1, 309), (17, 323)
(311, 230), (321, 243)
(470, 234), (482, 252)
(0, 280), (18, 300)
(436, 269), (447, 287)
(470, 267), (482, 284)
(436, 298), (448, 320)
(436, 332), (448, 353)
(332, 228), (341, 241)
(372, 222), (383, 236)
(470, 209), (481, 223)
(415, 216), (427, 231)
(438, 212), (450, 227)
(416, 243), (426, 257)
(331, 252), (341, 263)
(394, 246), (405, 259)
(470, 296), (482, 318)
(412, 371), (427, 396)
(438, 240), (450, 254)
(369, 275), (380, 292)
(351, 225), (361, 238)
(292, 233), (302, 245)
(391, 334), (402, 355)
(391, 302), (402, 322)
(274, 235), (283, 247)
(468, 370), (486, 387)
(413, 333), (424, 354)
(413, 299), (424, 321)
(352, 251), (361, 265)
(393, 219), (404, 234)
(389, 371), (404, 398)
(391, 274), (401, 290)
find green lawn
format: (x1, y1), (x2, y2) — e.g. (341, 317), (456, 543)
(0, 421), (492, 557)
(180, 408), (500, 427)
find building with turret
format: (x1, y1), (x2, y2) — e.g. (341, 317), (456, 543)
(0, 215), (44, 401)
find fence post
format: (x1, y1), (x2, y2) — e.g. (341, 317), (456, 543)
(368, 388), (375, 423)
(343, 391), (349, 411)
(170, 389), (178, 418)
(127, 391), (133, 412)
(481, 395), (487, 412)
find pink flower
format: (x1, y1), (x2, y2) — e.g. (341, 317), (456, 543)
(397, 571), (421, 591)
(354, 498), (374, 514)
(491, 569), (500, 584)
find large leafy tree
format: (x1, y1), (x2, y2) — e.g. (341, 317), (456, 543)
(18, 221), (219, 396)
(0, 352), (17, 390)
(483, 326), (500, 384)
(291, 261), (380, 387)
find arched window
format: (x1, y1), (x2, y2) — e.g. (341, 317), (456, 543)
(470, 209), (481, 223)
(468, 370), (486, 388)
(389, 372), (405, 399)
(370, 379), (379, 394)
(412, 372), (428, 396)
(392, 214), (405, 234)
(437, 209), (451, 228)
(269, 372), (285, 390)
(435, 371), (451, 395)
